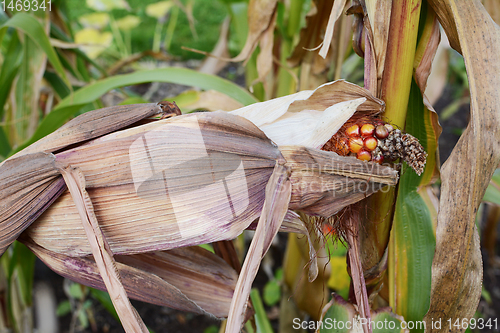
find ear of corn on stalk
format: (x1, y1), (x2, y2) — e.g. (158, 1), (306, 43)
(0, 81), (415, 332)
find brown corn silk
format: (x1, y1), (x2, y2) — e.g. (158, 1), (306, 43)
(0, 104), (399, 332)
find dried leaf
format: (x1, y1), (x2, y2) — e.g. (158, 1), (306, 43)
(288, 1), (332, 67)
(252, 9), (277, 90)
(424, 35), (450, 106)
(231, 79), (384, 128)
(260, 98), (366, 148)
(198, 18), (230, 75)
(0, 152), (63, 256)
(424, 0), (500, 328)
(56, 166), (148, 332)
(318, 0), (348, 58)
(413, 8), (441, 98)
(225, 163), (291, 332)
(282, 146), (399, 217)
(364, 0), (392, 93)
(25, 241), (209, 314)
(482, 0), (500, 25)
(8, 103), (165, 160)
(174, 90), (244, 113)
(28, 112), (281, 256)
(232, 0), (278, 63)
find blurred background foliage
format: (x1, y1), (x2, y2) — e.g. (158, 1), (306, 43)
(0, 0), (498, 333)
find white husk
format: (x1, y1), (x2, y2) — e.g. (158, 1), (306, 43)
(260, 98), (365, 148)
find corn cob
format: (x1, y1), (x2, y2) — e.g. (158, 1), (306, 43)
(322, 116), (428, 175)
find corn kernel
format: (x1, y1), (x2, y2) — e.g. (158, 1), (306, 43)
(375, 125), (389, 139)
(336, 138), (350, 155)
(360, 124), (375, 137)
(345, 124), (360, 137)
(364, 137), (378, 151)
(349, 137), (364, 153)
(357, 150), (371, 161)
(372, 154), (384, 164)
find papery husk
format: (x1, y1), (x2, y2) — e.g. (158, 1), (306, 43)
(27, 111), (398, 257)
(24, 239), (237, 318)
(424, 0), (500, 328)
(0, 103), (171, 256)
(0, 100), (400, 333)
(7, 103), (166, 160)
(225, 163), (291, 333)
(282, 146), (399, 217)
(27, 112), (282, 257)
(230, 79), (384, 128)
(0, 153), (65, 256)
(57, 165), (148, 332)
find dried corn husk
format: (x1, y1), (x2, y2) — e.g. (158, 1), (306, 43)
(26, 112), (396, 257)
(24, 239), (237, 318)
(0, 82), (397, 333)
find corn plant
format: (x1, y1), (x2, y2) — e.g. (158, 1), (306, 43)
(203, 0), (499, 332)
(0, 0), (499, 332)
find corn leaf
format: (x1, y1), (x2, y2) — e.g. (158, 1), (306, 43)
(424, 0), (500, 328)
(319, 294), (355, 333)
(226, 163), (291, 333)
(0, 13), (70, 88)
(389, 80), (437, 331)
(231, 0), (278, 62)
(358, 0), (424, 297)
(0, 30), (21, 121)
(250, 289), (274, 333)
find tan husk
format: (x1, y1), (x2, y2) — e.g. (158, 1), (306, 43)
(0, 152), (64, 256)
(0, 99), (400, 333)
(24, 240), (237, 317)
(27, 112), (281, 257)
(57, 165), (148, 332)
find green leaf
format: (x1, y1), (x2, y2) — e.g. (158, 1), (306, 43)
(203, 325), (219, 333)
(68, 283), (84, 299)
(89, 288), (119, 321)
(0, 13), (70, 89)
(44, 71), (71, 99)
(483, 169), (500, 205)
(11, 242), (36, 305)
(77, 306), (89, 329)
(319, 295), (354, 333)
(118, 96), (149, 105)
(0, 127), (11, 159)
(263, 279), (280, 306)
(371, 311), (408, 333)
(250, 288), (274, 333)
(0, 30), (22, 119)
(56, 300), (72, 316)
(13, 67), (257, 154)
(389, 80), (437, 332)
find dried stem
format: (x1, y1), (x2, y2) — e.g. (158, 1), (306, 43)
(347, 211), (372, 333)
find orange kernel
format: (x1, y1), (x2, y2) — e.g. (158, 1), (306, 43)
(349, 137), (364, 153)
(364, 137), (378, 151)
(336, 138), (350, 155)
(345, 124), (360, 137)
(357, 150), (371, 161)
(360, 123), (375, 137)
